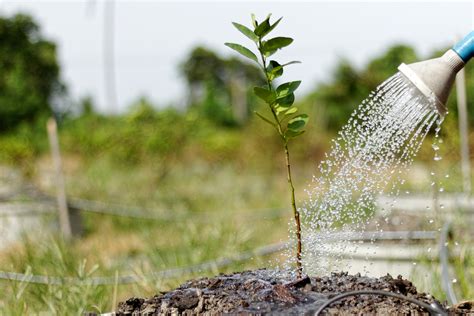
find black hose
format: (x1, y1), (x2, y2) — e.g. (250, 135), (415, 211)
(314, 290), (448, 316)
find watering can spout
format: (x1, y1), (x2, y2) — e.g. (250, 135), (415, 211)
(398, 31), (474, 116)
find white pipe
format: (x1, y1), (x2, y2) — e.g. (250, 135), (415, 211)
(455, 67), (471, 194)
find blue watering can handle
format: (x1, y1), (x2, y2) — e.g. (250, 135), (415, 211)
(453, 31), (474, 62)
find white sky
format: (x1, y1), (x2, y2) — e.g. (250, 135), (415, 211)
(0, 1), (473, 112)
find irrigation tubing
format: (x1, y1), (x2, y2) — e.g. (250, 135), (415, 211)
(0, 188), (289, 221)
(0, 229), (440, 286)
(439, 222), (458, 305)
(69, 198), (288, 221)
(313, 290), (448, 316)
(0, 242), (289, 286)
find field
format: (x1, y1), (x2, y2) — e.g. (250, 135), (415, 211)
(0, 108), (473, 314)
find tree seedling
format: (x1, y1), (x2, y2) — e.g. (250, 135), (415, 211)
(226, 14), (307, 277)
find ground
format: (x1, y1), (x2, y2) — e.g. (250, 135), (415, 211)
(116, 269), (472, 315)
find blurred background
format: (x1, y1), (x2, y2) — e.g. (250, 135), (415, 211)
(0, 1), (473, 313)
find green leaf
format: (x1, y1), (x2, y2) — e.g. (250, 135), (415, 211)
(262, 17), (282, 37)
(285, 129), (305, 139)
(254, 87), (276, 104)
(224, 43), (258, 62)
(275, 93), (295, 107)
(285, 107), (298, 115)
(287, 114), (308, 132)
(267, 60), (301, 81)
(263, 49), (277, 58)
(255, 111), (276, 126)
(268, 67), (282, 80)
(267, 60), (283, 80)
(254, 17), (270, 36)
(275, 105), (287, 114)
(276, 81), (301, 98)
(262, 37), (293, 53)
(251, 14), (257, 28)
(232, 22), (258, 42)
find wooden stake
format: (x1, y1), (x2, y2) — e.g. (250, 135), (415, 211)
(47, 117), (72, 239)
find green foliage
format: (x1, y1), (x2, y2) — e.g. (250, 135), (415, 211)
(261, 37), (293, 56)
(208, 83), (238, 126)
(0, 13), (63, 132)
(224, 43), (258, 62)
(231, 22), (258, 42)
(365, 45), (418, 88)
(181, 47), (225, 86)
(287, 114), (308, 133)
(226, 15), (306, 144)
(79, 96), (96, 116)
(180, 46), (265, 125)
(60, 101), (192, 166)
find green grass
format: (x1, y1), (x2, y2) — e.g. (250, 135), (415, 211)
(3, 153), (474, 313)
(411, 215), (474, 303)
(0, 154), (301, 314)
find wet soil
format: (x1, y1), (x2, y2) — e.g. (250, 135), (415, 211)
(116, 269), (471, 315)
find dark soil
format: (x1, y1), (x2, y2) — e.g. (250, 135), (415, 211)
(116, 269), (471, 315)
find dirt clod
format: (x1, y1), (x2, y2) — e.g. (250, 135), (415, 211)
(116, 269), (461, 315)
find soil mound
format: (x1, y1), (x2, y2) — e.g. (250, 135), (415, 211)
(117, 269), (470, 315)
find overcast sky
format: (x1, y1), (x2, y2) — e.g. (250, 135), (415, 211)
(0, 1), (472, 112)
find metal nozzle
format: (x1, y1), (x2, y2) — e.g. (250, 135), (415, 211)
(397, 31), (474, 116)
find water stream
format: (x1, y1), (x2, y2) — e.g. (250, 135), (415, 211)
(295, 72), (442, 274)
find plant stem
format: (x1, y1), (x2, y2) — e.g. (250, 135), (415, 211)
(257, 41), (303, 277)
(258, 42), (284, 139)
(284, 142), (303, 277)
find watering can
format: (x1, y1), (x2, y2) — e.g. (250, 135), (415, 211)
(398, 31), (474, 115)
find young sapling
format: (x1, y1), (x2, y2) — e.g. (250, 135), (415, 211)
(225, 14), (307, 277)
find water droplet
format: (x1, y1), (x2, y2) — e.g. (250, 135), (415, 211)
(439, 188), (444, 192)
(452, 279), (457, 283)
(412, 262), (417, 266)
(445, 174), (450, 178)
(427, 247), (432, 252)
(429, 219), (434, 224)
(434, 155), (442, 161)
(432, 144), (440, 151)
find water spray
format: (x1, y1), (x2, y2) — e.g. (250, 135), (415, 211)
(398, 31), (474, 115)
(302, 32), (474, 276)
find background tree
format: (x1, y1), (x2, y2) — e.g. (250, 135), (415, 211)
(0, 13), (63, 132)
(180, 46), (264, 126)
